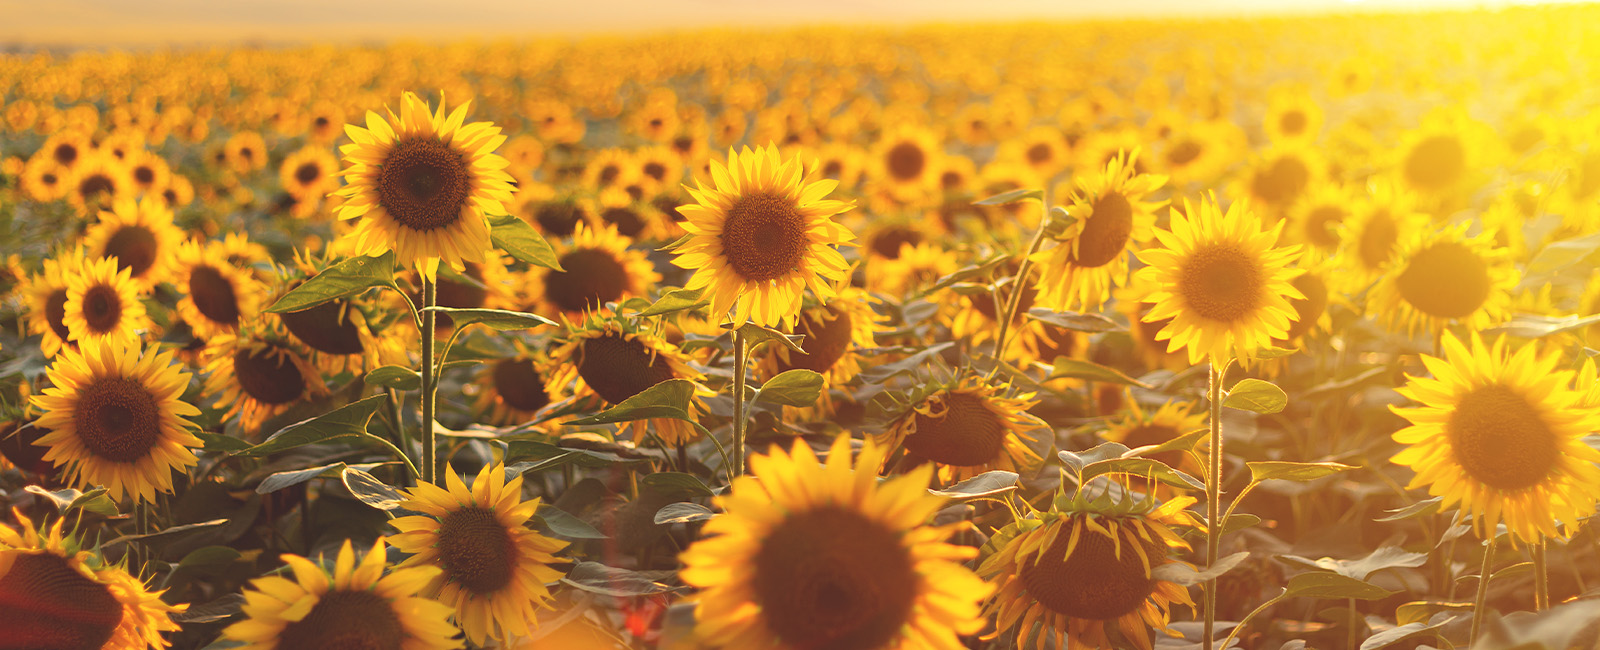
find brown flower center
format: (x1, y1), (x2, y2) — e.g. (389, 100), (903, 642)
(1074, 191), (1135, 268)
(869, 226), (922, 260)
(1396, 241), (1491, 319)
(52, 143), (79, 167)
(1303, 205), (1345, 250)
(277, 589), (404, 650)
(1026, 143), (1053, 165)
(885, 142), (926, 182)
(279, 299), (365, 356)
(1279, 110), (1307, 136)
(104, 224), (159, 280)
(1021, 519), (1162, 620)
(1446, 384), (1558, 491)
(133, 166), (155, 185)
(1177, 242), (1262, 323)
(1249, 155), (1310, 206)
(545, 248), (631, 313)
(233, 347), (306, 406)
(294, 162), (322, 186)
(1166, 139), (1202, 167)
(601, 206), (645, 238)
(188, 265), (241, 327)
(1404, 135), (1467, 192)
(0, 552), (123, 650)
(377, 137), (471, 232)
(534, 202), (582, 237)
(902, 391), (1009, 467)
(46, 289), (73, 342)
(577, 333), (677, 405)
(1357, 209), (1400, 271)
(80, 285), (123, 334)
(720, 192), (809, 283)
(492, 358), (551, 413)
(78, 173), (116, 204)
(1283, 273), (1328, 342)
(753, 505), (917, 650)
(777, 307), (853, 375)
(74, 376), (162, 463)
(437, 506), (516, 594)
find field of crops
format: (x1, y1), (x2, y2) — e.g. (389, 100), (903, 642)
(4, 4), (1600, 649)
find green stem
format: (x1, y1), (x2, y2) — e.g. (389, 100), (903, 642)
(1219, 590), (1287, 650)
(420, 279), (437, 486)
(133, 501), (150, 576)
(1533, 536), (1550, 611)
(1204, 361), (1226, 650)
(989, 206), (1053, 378)
(1347, 597), (1358, 650)
(1471, 534), (1499, 645)
(730, 326), (749, 481)
(358, 432), (420, 481)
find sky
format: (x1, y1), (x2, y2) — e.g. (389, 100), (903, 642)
(0, 0), (1582, 47)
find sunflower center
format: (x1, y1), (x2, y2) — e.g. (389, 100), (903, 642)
(437, 506), (517, 594)
(1033, 327), (1078, 361)
(822, 160), (844, 178)
(80, 285), (123, 334)
(534, 202), (582, 237)
(577, 333), (677, 405)
(1166, 140), (1202, 166)
(0, 552), (123, 650)
(601, 206), (645, 238)
(74, 376), (162, 463)
(188, 265), (242, 327)
(279, 299), (365, 355)
(869, 226), (922, 260)
(277, 589), (405, 650)
(778, 307), (854, 374)
(1279, 110), (1307, 136)
(1177, 242), (1263, 323)
(1302, 205), (1345, 250)
(643, 161), (667, 181)
(1283, 273), (1328, 341)
(78, 173), (115, 202)
(133, 166), (155, 185)
(46, 289), (73, 342)
(491, 358), (552, 413)
(753, 505), (917, 650)
(1026, 143), (1053, 165)
(1021, 520), (1162, 620)
(376, 137), (471, 232)
(233, 347), (306, 406)
(53, 143), (79, 167)
(545, 248), (631, 313)
(720, 192), (809, 283)
(1074, 192), (1135, 268)
(1395, 241), (1491, 319)
(903, 392), (1009, 466)
(1357, 210), (1399, 271)
(886, 142), (926, 181)
(1446, 384), (1559, 491)
(1249, 156), (1310, 205)
(294, 162), (321, 185)
(104, 225), (159, 280)
(1404, 135), (1466, 192)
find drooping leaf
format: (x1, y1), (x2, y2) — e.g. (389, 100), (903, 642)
(1247, 461), (1358, 483)
(1047, 357), (1153, 388)
(973, 188), (1043, 206)
(174, 545), (244, 572)
(858, 342), (955, 383)
(236, 395), (388, 457)
(419, 307), (555, 331)
(535, 504), (608, 539)
(1375, 496), (1443, 522)
(639, 472), (716, 499)
(1080, 456), (1205, 491)
(637, 287), (707, 317)
(1223, 379), (1288, 414)
(929, 471), (1019, 500)
(488, 213), (564, 270)
(654, 502), (718, 525)
(172, 594), (246, 624)
(920, 254), (1011, 297)
(504, 440), (653, 471)
(1395, 600), (1473, 626)
(751, 369), (824, 408)
(1282, 572), (1395, 600)
(257, 462), (394, 494)
(265, 252), (396, 313)
(566, 379), (697, 426)
(105, 519), (229, 548)
(1058, 442), (1131, 476)
(1152, 551), (1251, 586)
(365, 366), (421, 391)
(1026, 308), (1120, 333)
(561, 562), (677, 597)
(342, 467), (404, 511)
(736, 323), (805, 354)
(1279, 546), (1429, 582)
(25, 486), (118, 517)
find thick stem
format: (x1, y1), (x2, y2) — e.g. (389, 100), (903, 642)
(990, 221), (1052, 374)
(420, 279), (438, 486)
(1471, 534), (1499, 645)
(1204, 362), (1226, 650)
(730, 327), (749, 481)
(1533, 536), (1550, 611)
(1347, 597), (1358, 650)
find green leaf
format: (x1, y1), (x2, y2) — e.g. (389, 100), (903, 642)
(1026, 308), (1119, 333)
(638, 287), (708, 317)
(1222, 514), (1262, 534)
(1253, 346), (1299, 360)
(175, 546), (243, 572)
(1080, 456), (1205, 491)
(639, 472), (715, 498)
(24, 486), (117, 517)
(236, 395), (388, 457)
(736, 323), (805, 354)
(365, 366), (421, 391)
(561, 562), (677, 597)
(1375, 496), (1442, 522)
(1046, 357), (1153, 388)
(1361, 620), (1451, 650)
(504, 440), (653, 471)
(535, 504), (608, 539)
(420, 307), (555, 331)
(973, 188), (1043, 206)
(752, 369), (824, 408)
(173, 594), (246, 625)
(1223, 378), (1288, 414)
(1247, 461), (1358, 483)
(1487, 313), (1600, 339)
(488, 214), (564, 270)
(929, 471), (1018, 500)
(1396, 600), (1473, 626)
(265, 252), (396, 313)
(195, 431), (253, 453)
(105, 519), (229, 548)
(257, 462), (393, 494)
(920, 254), (1010, 297)
(654, 502), (718, 525)
(1279, 546), (1429, 582)
(567, 379), (696, 426)
(858, 341), (955, 384)
(1152, 551), (1250, 586)
(1057, 442), (1131, 476)
(1282, 572), (1395, 600)
(342, 467), (404, 511)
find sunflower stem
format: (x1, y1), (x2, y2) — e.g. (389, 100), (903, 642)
(730, 326), (749, 481)
(1203, 361), (1226, 650)
(1470, 534), (1499, 645)
(989, 196), (1052, 379)
(420, 278), (438, 486)
(1533, 535), (1550, 611)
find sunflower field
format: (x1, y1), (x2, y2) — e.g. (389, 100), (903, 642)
(5, 3), (1600, 649)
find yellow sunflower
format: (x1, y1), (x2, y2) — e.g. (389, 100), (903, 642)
(62, 254), (151, 350)
(30, 339), (202, 503)
(1285, 182), (1353, 259)
(21, 157), (71, 202)
(19, 252), (77, 358)
(547, 318), (707, 446)
(1390, 332), (1600, 544)
(1338, 180), (1427, 285)
(1394, 110), (1493, 201)
(223, 538), (461, 650)
(469, 352), (557, 426)
(1102, 397), (1209, 493)
(66, 151), (134, 215)
(870, 126), (943, 203)
(1133, 196), (1304, 365)
(280, 146), (340, 217)
(0, 509), (185, 650)
(525, 223), (660, 316)
(979, 493), (1199, 650)
(679, 435), (992, 649)
(82, 198), (184, 292)
(173, 238), (262, 341)
(876, 374), (1045, 483)
(868, 240), (960, 297)
(757, 286), (884, 415)
(390, 464), (568, 646)
(202, 325), (329, 436)
(1237, 145), (1322, 218)
(1263, 88), (1323, 145)
(273, 252), (408, 376)
(670, 144), (856, 328)
(1369, 222), (1517, 337)
(1037, 150), (1168, 312)
(334, 91), (516, 280)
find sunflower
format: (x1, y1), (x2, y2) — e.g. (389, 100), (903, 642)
(1339, 180), (1427, 284)
(173, 238), (262, 341)
(274, 253), (407, 375)
(524, 223), (659, 316)
(757, 286), (884, 414)
(871, 126), (942, 203)
(470, 351), (558, 426)
(280, 146), (340, 216)
(863, 219), (930, 262)
(67, 151), (134, 215)
(1390, 332), (1600, 544)
(0, 509), (185, 650)
(30, 339), (202, 503)
(670, 144), (856, 328)
(979, 492), (1198, 650)
(223, 538), (461, 650)
(37, 130), (93, 170)
(123, 149), (170, 197)
(877, 374), (1045, 483)
(1133, 196), (1304, 365)
(1153, 121), (1238, 188)
(679, 435), (992, 650)
(1395, 110), (1492, 200)
(582, 148), (637, 191)
(1263, 89), (1323, 144)
(1037, 150), (1168, 312)
(82, 198), (185, 293)
(202, 324), (328, 436)
(1368, 222), (1517, 336)
(19, 252), (77, 358)
(547, 318), (707, 445)
(62, 253), (151, 350)
(1285, 182), (1353, 259)
(1238, 145), (1321, 218)
(21, 157), (71, 201)
(334, 91), (517, 280)
(389, 464), (568, 646)
(306, 101), (346, 143)
(869, 240), (960, 297)
(1102, 397), (1208, 491)
(223, 131), (268, 175)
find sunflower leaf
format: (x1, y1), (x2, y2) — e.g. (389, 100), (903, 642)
(562, 562), (678, 597)
(929, 471), (1019, 499)
(235, 395), (388, 457)
(1486, 313), (1600, 339)
(25, 485), (118, 517)
(104, 519), (229, 549)
(638, 287), (708, 317)
(973, 187), (1043, 206)
(1026, 308), (1121, 333)
(640, 472), (716, 498)
(1282, 571), (1395, 600)
(1079, 456), (1205, 491)
(1279, 546), (1429, 582)
(751, 369), (824, 408)
(420, 307), (555, 331)
(1361, 619), (1453, 650)
(1253, 346), (1299, 360)
(1152, 551), (1250, 586)
(341, 467), (404, 511)
(735, 323), (806, 354)
(1222, 379), (1288, 414)
(488, 213), (564, 270)
(919, 254), (1011, 298)
(365, 365), (421, 391)
(1222, 514), (1262, 534)
(264, 252), (396, 313)
(535, 504), (608, 539)
(1047, 357), (1154, 388)
(1247, 461), (1358, 483)
(654, 502), (719, 525)
(1395, 600), (1475, 626)
(195, 431), (253, 453)
(567, 379), (696, 425)
(256, 462), (394, 494)
(1375, 496), (1443, 522)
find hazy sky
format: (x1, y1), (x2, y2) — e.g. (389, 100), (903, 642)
(0, 0), (1580, 46)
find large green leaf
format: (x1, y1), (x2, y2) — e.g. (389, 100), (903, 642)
(488, 214), (564, 270)
(1079, 456), (1204, 491)
(1152, 551), (1250, 586)
(973, 188), (1043, 206)
(1247, 461), (1358, 483)
(566, 379), (696, 425)
(1223, 378), (1288, 414)
(419, 307), (555, 331)
(256, 462), (394, 494)
(342, 467), (404, 511)
(640, 472), (716, 498)
(737, 323), (805, 354)
(265, 252), (396, 313)
(929, 471), (1018, 500)
(235, 395), (388, 457)
(535, 504), (608, 539)
(1282, 572), (1395, 600)
(561, 562), (677, 597)
(751, 369), (824, 408)
(1026, 308), (1120, 333)
(638, 287), (708, 317)
(654, 502), (718, 525)
(365, 366), (421, 391)
(1046, 357), (1153, 388)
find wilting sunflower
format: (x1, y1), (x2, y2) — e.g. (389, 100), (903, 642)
(1368, 222), (1517, 336)
(19, 252), (76, 358)
(470, 351), (557, 426)
(30, 339), (202, 503)
(62, 254), (151, 350)
(526, 223), (659, 316)
(670, 144), (856, 328)
(547, 318), (707, 445)
(1037, 150), (1168, 312)
(334, 91), (517, 280)
(979, 492), (1198, 650)
(1102, 397), (1209, 492)
(679, 435), (992, 650)
(0, 509), (185, 650)
(223, 538), (460, 650)
(1133, 196), (1304, 365)
(877, 374), (1044, 483)
(390, 464), (567, 646)
(757, 287), (884, 414)
(173, 238), (261, 342)
(83, 198), (184, 292)
(1390, 332), (1600, 543)
(202, 324), (328, 435)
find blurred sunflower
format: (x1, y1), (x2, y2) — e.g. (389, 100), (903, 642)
(390, 464), (568, 646)
(1369, 222), (1517, 336)
(1134, 196), (1304, 365)
(1263, 89), (1323, 144)
(758, 287), (883, 414)
(1395, 110), (1492, 200)
(20, 252), (77, 358)
(36, 129), (93, 170)
(1115, 282), (1189, 373)
(31, 339), (202, 503)
(62, 253), (150, 350)
(66, 151), (133, 215)
(871, 126), (942, 202)
(869, 240), (959, 297)
(548, 318), (706, 445)
(280, 146), (340, 217)
(979, 493), (1198, 650)
(1340, 180), (1426, 284)
(670, 144), (855, 328)
(123, 149), (170, 196)
(1390, 332), (1600, 543)
(1274, 260), (1335, 349)
(334, 91), (516, 280)
(525, 223), (659, 316)
(1239, 145), (1321, 217)
(223, 538), (460, 650)
(679, 435), (991, 649)
(0, 509), (184, 650)
(83, 198), (184, 293)
(470, 351), (557, 426)
(173, 238), (261, 341)
(1285, 182), (1352, 258)
(1037, 150), (1168, 312)
(202, 325), (328, 435)
(877, 374), (1044, 483)
(1103, 397), (1208, 487)
(20, 157), (71, 201)
(223, 131), (268, 175)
